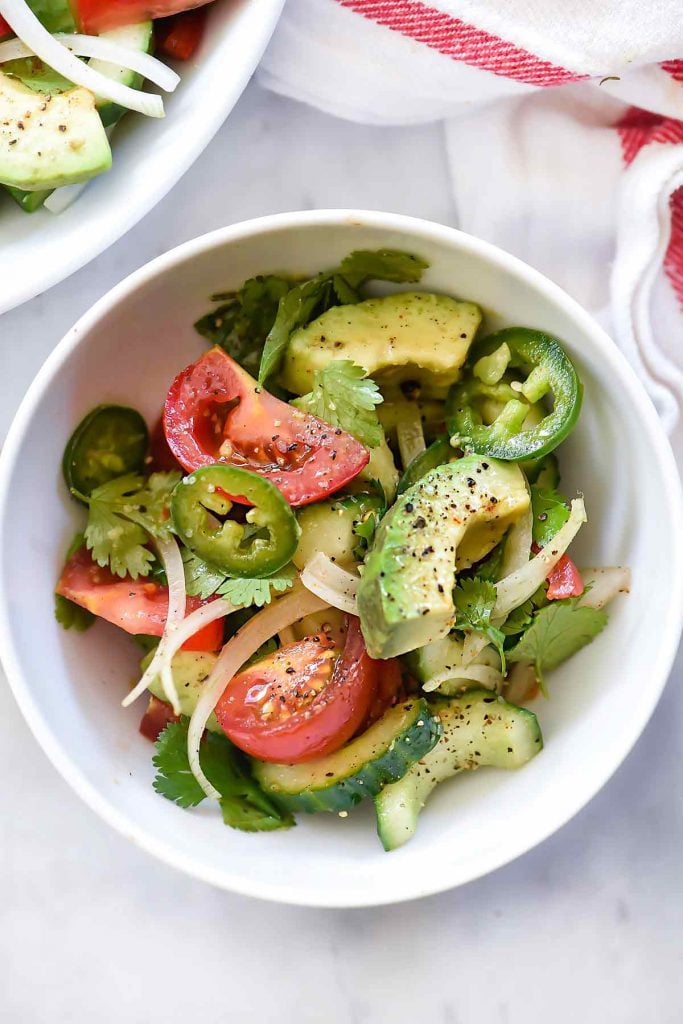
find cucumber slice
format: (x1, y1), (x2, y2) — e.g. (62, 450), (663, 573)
(4, 185), (52, 212)
(375, 690), (543, 851)
(293, 492), (383, 569)
(91, 22), (153, 127)
(253, 698), (442, 814)
(144, 650), (223, 733)
(405, 634), (466, 684)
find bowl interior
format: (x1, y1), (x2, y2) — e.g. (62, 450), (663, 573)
(0, 0), (285, 314)
(1, 213), (681, 906)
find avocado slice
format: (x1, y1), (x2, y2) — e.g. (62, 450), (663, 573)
(357, 457), (529, 658)
(0, 71), (112, 191)
(281, 291), (482, 400)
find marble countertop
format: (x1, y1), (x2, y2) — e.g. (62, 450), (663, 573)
(2, 82), (682, 1024)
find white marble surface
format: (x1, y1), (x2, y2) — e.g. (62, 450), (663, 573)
(2, 82), (683, 1024)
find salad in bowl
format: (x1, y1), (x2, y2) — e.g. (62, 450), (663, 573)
(0, 0), (224, 214)
(54, 247), (630, 851)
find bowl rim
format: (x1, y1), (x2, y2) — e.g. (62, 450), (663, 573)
(0, 0), (286, 316)
(1, 209), (682, 907)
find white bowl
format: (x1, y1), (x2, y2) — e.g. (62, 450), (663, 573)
(0, 0), (284, 315)
(1, 210), (681, 907)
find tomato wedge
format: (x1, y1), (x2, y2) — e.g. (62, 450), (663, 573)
(0, 15), (11, 38)
(163, 348), (369, 507)
(155, 8), (207, 60)
(546, 553), (584, 600)
(139, 695), (179, 742)
(57, 548), (223, 651)
(148, 415), (182, 473)
(76, 0), (211, 34)
(532, 541), (584, 600)
(359, 658), (405, 731)
(215, 617), (379, 763)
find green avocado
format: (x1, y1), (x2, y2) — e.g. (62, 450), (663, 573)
(0, 72), (112, 191)
(281, 291), (482, 400)
(357, 457), (529, 659)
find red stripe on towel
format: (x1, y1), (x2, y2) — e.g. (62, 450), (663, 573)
(617, 107), (683, 307)
(337, 0), (586, 86)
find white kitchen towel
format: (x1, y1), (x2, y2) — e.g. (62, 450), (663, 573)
(260, 0), (683, 445)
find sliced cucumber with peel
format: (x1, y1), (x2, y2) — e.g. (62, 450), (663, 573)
(375, 690), (543, 851)
(92, 22), (153, 127)
(252, 698), (442, 814)
(143, 650), (222, 733)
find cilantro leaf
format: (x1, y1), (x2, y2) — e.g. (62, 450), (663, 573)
(336, 249), (429, 289)
(501, 599), (534, 637)
(296, 361), (384, 447)
(195, 275), (293, 375)
(507, 598), (608, 690)
(472, 540), (506, 583)
(259, 274), (337, 385)
(153, 719), (293, 831)
(257, 249), (428, 384)
(153, 720), (205, 808)
(182, 548), (228, 600)
(82, 471), (180, 579)
(531, 486), (570, 547)
(54, 593), (95, 632)
(454, 576), (507, 672)
(182, 548), (297, 608)
(216, 566), (296, 608)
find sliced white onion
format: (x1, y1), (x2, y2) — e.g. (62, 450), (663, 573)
(0, 0), (164, 116)
(122, 535), (187, 713)
(423, 663), (503, 694)
(503, 662), (539, 705)
(278, 625), (297, 646)
(0, 32), (179, 91)
(188, 586), (330, 799)
(462, 630), (488, 665)
(44, 181), (87, 214)
(493, 497), (587, 620)
(396, 405), (426, 468)
(579, 566), (631, 609)
(499, 503), (532, 578)
(301, 553), (359, 615)
(461, 498), (587, 667)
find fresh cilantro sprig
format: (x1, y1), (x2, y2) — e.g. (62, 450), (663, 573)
(153, 718), (293, 831)
(78, 471), (181, 579)
(182, 549), (297, 608)
(296, 360), (384, 447)
(54, 594), (95, 632)
(216, 569), (296, 608)
(257, 249), (428, 384)
(181, 548), (229, 601)
(453, 577), (507, 673)
(507, 598), (608, 694)
(194, 275), (293, 375)
(531, 486), (570, 547)
(349, 482), (387, 560)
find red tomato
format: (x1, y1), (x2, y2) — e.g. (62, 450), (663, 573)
(0, 15), (11, 37)
(163, 348), (369, 507)
(76, 0), (212, 34)
(531, 542), (584, 600)
(215, 617), (379, 763)
(546, 554), (584, 600)
(360, 658), (405, 731)
(139, 695), (179, 742)
(148, 415), (182, 473)
(57, 548), (223, 651)
(155, 8), (207, 60)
